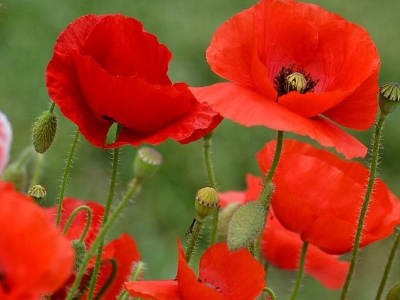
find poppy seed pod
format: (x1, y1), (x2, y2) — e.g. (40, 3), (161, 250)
(32, 110), (58, 154)
(28, 185), (47, 203)
(379, 82), (400, 115)
(285, 72), (307, 94)
(195, 187), (219, 221)
(133, 147), (163, 181)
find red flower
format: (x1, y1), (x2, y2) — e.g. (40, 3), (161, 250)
(49, 198), (141, 299)
(0, 111), (12, 174)
(125, 239), (265, 300)
(219, 174), (350, 289)
(0, 181), (74, 299)
(190, 0), (380, 159)
(257, 140), (400, 254)
(46, 14), (221, 148)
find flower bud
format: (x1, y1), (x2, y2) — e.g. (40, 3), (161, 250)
(195, 187), (219, 221)
(133, 147), (162, 181)
(387, 281), (400, 300)
(379, 82), (400, 115)
(72, 239), (87, 272)
(32, 110), (58, 153)
(286, 72), (307, 93)
(227, 201), (266, 251)
(28, 185), (47, 203)
(1, 162), (28, 192)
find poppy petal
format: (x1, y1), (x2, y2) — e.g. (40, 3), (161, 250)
(125, 280), (181, 300)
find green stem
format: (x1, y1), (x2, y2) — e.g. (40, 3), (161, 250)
(30, 153), (44, 186)
(65, 177), (143, 300)
(56, 129), (80, 227)
(375, 227), (400, 300)
(49, 101), (56, 113)
(254, 131), (284, 257)
(289, 242), (309, 300)
(62, 205), (93, 242)
(15, 146), (35, 169)
(265, 287), (277, 300)
(185, 218), (204, 263)
(118, 261), (144, 300)
(203, 132), (219, 245)
(87, 146), (121, 299)
(340, 112), (388, 300)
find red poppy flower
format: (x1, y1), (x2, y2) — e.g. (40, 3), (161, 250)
(49, 198), (141, 299)
(125, 239), (265, 300)
(0, 111), (12, 174)
(190, 0), (380, 159)
(219, 174), (350, 289)
(46, 14), (221, 148)
(257, 140), (400, 254)
(0, 181), (74, 299)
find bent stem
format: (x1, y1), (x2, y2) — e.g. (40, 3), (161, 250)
(264, 287), (277, 300)
(62, 205), (93, 242)
(56, 129), (80, 227)
(203, 132), (219, 245)
(375, 227), (400, 300)
(340, 112), (388, 300)
(289, 242), (309, 300)
(65, 177), (143, 300)
(87, 146), (121, 299)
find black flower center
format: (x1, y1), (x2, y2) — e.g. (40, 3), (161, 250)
(0, 271), (10, 293)
(273, 64), (319, 98)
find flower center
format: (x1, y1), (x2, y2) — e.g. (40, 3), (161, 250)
(273, 64), (319, 98)
(0, 271), (10, 293)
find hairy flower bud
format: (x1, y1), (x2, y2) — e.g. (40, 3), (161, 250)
(195, 187), (219, 221)
(379, 82), (400, 115)
(72, 239), (87, 272)
(133, 147), (163, 181)
(32, 110), (58, 153)
(1, 162), (28, 192)
(387, 281), (400, 300)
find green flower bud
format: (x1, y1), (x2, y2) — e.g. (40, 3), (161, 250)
(28, 185), (47, 203)
(227, 201), (266, 251)
(133, 147), (163, 181)
(379, 82), (400, 115)
(32, 110), (58, 153)
(195, 187), (219, 221)
(387, 281), (400, 300)
(72, 239), (87, 272)
(1, 162), (28, 192)
(286, 72), (307, 94)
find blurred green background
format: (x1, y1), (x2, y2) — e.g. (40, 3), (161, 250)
(1, 0), (400, 299)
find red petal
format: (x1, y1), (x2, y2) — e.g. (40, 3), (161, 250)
(218, 191), (246, 208)
(83, 234), (141, 299)
(177, 240), (226, 300)
(191, 84), (367, 158)
(257, 140), (400, 254)
(199, 243), (265, 300)
(125, 280), (181, 300)
(0, 182), (74, 298)
(0, 111), (12, 174)
(262, 209), (349, 289)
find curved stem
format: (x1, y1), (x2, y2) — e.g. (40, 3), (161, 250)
(94, 258), (118, 300)
(264, 287), (277, 300)
(375, 227), (400, 300)
(65, 177), (143, 300)
(185, 218), (204, 263)
(62, 205), (93, 242)
(340, 112), (388, 300)
(56, 129), (80, 227)
(87, 146), (120, 299)
(203, 132), (219, 245)
(290, 242), (309, 300)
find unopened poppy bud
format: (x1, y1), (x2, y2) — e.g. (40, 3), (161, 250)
(28, 185), (47, 203)
(1, 162), (28, 191)
(195, 187), (219, 221)
(72, 239), (87, 272)
(32, 110), (58, 153)
(227, 201), (266, 251)
(286, 72), (307, 94)
(379, 82), (400, 115)
(386, 281), (400, 300)
(133, 147), (163, 180)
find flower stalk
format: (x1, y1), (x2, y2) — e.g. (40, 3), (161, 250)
(289, 242), (309, 300)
